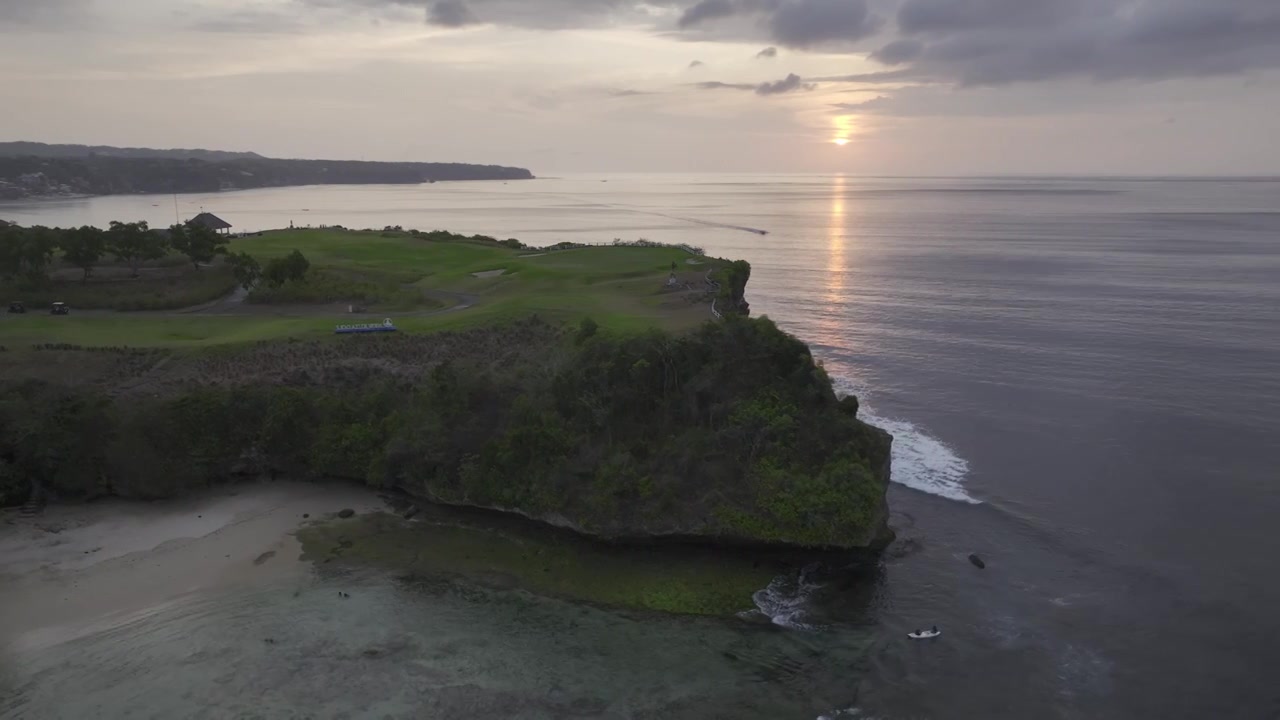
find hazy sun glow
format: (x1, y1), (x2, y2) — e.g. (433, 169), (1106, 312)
(832, 114), (856, 146)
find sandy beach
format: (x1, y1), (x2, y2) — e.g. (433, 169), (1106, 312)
(0, 481), (383, 656)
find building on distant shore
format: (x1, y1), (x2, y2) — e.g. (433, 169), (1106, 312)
(189, 212), (232, 235)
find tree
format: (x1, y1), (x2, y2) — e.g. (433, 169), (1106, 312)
(262, 258), (290, 289)
(170, 221), (228, 269)
(0, 225), (58, 285)
(283, 249), (310, 281)
(167, 223), (188, 264)
(107, 221), (167, 278)
(226, 251), (261, 290)
(263, 250), (310, 289)
(0, 223), (23, 281)
(59, 226), (107, 282)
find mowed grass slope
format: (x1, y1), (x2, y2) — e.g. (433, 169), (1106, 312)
(0, 230), (720, 348)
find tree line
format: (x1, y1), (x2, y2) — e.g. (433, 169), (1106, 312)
(0, 221), (308, 291)
(0, 220), (227, 284)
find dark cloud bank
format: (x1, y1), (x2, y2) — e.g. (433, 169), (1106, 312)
(10, 0), (1280, 88)
(315, 0), (1280, 87)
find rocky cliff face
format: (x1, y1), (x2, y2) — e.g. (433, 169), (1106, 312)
(0, 317), (892, 550)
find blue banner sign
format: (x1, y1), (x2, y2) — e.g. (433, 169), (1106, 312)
(335, 319), (398, 335)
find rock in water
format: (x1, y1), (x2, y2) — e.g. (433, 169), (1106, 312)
(338, 509), (355, 519)
(968, 553), (986, 569)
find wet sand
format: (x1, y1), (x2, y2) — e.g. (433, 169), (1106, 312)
(0, 481), (383, 655)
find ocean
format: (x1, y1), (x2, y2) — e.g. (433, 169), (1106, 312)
(2, 175), (1279, 718)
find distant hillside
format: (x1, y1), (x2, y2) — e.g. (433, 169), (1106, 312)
(0, 141), (264, 163)
(0, 144), (535, 199)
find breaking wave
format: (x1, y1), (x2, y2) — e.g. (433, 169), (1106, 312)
(830, 375), (979, 504)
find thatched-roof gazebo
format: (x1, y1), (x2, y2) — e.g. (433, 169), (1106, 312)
(189, 212), (232, 235)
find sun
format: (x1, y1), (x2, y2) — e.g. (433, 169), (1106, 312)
(832, 115), (856, 146)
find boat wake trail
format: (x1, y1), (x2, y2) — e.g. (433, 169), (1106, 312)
(830, 375), (979, 504)
(639, 209), (769, 236)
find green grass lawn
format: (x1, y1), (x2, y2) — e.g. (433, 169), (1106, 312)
(0, 230), (720, 348)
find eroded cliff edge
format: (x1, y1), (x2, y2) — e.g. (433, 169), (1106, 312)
(0, 316), (892, 550)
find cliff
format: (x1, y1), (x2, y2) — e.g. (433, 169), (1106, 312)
(0, 316), (892, 550)
(0, 154), (533, 199)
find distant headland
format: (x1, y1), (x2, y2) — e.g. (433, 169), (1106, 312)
(0, 141), (534, 199)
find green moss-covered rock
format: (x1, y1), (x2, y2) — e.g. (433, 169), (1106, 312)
(297, 510), (782, 616)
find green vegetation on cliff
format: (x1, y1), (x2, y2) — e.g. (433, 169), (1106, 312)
(0, 315), (890, 549)
(0, 224), (891, 552)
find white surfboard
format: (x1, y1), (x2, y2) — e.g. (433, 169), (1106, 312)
(908, 630), (941, 639)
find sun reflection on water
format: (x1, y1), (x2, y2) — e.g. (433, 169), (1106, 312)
(826, 175), (846, 303)
(809, 175), (851, 351)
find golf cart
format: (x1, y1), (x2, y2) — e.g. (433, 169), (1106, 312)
(50, 302), (70, 316)
(7, 301), (24, 314)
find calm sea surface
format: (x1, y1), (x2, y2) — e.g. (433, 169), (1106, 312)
(3, 175), (1279, 718)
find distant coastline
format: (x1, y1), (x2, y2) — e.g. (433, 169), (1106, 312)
(0, 141), (534, 200)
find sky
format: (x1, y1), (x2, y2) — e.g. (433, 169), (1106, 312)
(1, 0), (1279, 175)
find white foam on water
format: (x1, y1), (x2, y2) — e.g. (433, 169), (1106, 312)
(816, 708), (874, 720)
(829, 374), (980, 505)
(744, 566), (825, 630)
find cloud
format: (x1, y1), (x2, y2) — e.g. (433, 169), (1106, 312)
(697, 72), (814, 96)
(688, 60), (705, 69)
(186, 6), (308, 33)
(304, 0), (650, 31)
(882, 0), (1280, 85)
(678, 0), (735, 29)
(754, 72), (813, 95)
(232, 0), (1280, 88)
(697, 80), (755, 91)
(767, 0), (882, 48)
(815, 69), (920, 84)
(307, 0), (885, 50)
(829, 96), (891, 113)
(869, 39), (922, 66)
(0, 0), (88, 30)
(428, 0), (478, 27)
(756, 46), (777, 59)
